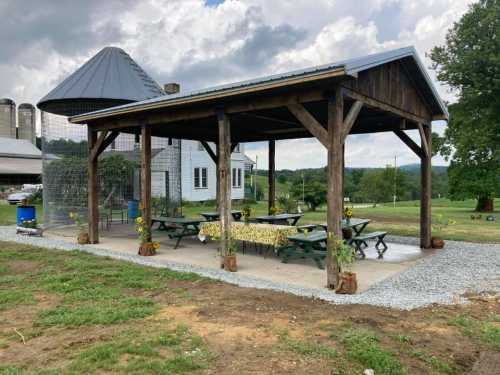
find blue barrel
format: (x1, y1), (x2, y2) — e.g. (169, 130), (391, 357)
(128, 200), (139, 220)
(17, 205), (36, 226)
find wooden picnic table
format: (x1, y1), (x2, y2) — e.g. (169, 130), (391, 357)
(319, 218), (371, 236)
(255, 213), (303, 226)
(151, 216), (205, 249)
(199, 210), (242, 222)
(280, 231), (327, 269)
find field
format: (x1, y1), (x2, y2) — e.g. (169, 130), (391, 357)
(183, 198), (500, 243)
(0, 241), (498, 374)
(2, 198), (500, 243)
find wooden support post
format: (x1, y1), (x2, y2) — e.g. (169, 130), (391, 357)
(326, 86), (343, 289)
(215, 142), (220, 210)
(420, 123), (432, 248)
(268, 140), (276, 213)
(87, 128), (99, 244)
(217, 109), (232, 263)
(141, 124), (152, 242)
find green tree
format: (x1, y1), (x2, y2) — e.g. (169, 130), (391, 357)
(430, 0), (500, 211)
(291, 180), (326, 211)
(356, 167), (409, 204)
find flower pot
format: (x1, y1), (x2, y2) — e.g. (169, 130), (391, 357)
(77, 232), (89, 245)
(335, 272), (358, 294)
(223, 255), (237, 272)
(138, 242), (156, 256)
(431, 237), (445, 249)
(342, 227), (353, 240)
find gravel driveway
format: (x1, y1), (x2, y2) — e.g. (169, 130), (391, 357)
(1, 226), (498, 310)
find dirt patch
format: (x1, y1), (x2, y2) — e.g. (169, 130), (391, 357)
(8, 260), (40, 274)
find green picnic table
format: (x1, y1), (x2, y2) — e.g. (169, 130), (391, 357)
(200, 210), (242, 221)
(319, 218), (371, 236)
(151, 217), (205, 249)
(256, 213), (303, 226)
(280, 231), (327, 269)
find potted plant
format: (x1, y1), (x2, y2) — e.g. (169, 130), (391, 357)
(136, 216), (160, 256)
(269, 206), (278, 216)
(241, 205), (253, 224)
(431, 214), (455, 249)
(222, 236), (238, 272)
(16, 218), (43, 236)
(342, 206), (354, 240)
(332, 239), (357, 294)
(69, 212), (89, 244)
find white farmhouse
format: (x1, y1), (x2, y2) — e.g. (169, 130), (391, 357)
(181, 140), (247, 202)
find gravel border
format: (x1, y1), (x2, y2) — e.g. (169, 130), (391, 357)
(1, 226), (498, 310)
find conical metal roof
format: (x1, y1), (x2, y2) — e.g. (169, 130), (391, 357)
(37, 47), (164, 116)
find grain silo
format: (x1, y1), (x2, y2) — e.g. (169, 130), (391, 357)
(0, 98), (16, 139)
(37, 47), (181, 227)
(18, 103), (36, 144)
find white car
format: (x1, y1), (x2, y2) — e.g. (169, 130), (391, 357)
(7, 185), (41, 205)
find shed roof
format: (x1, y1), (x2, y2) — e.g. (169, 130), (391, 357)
(71, 46), (447, 123)
(38, 47), (164, 115)
(0, 137), (41, 159)
(0, 158), (42, 175)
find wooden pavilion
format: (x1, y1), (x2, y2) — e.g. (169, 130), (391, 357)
(70, 47), (448, 288)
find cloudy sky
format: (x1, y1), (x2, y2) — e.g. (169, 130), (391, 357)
(0, 0), (474, 169)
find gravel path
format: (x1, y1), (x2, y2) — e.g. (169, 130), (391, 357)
(1, 226), (498, 310)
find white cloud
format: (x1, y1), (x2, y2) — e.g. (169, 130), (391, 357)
(0, 0), (475, 166)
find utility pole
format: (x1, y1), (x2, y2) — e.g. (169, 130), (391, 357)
(393, 155), (397, 208)
(254, 155), (258, 201)
(302, 172), (305, 203)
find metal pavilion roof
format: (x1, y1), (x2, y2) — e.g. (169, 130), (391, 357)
(38, 47), (164, 113)
(70, 46), (448, 123)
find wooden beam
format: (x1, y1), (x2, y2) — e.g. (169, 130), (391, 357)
(420, 123), (432, 249)
(394, 130), (424, 159)
(87, 128), (99, 244)
(417, 123), (430, 158)
(268, 140), (276, 213)
(89, 130), (108, 162)
(342, 87), (432, 126)
(141, 124), (152, 242)
(286, 103), (328, 148)
(342, 100), (363, 141)
(90, 88), (327, 132)
(217, 110), (232, 264)
(96, 130), (120, 156)
(200, 141), (217, 164)
(326, 87), (343, 289)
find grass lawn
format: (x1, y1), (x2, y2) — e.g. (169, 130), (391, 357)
(0, 241), (498, 374)
(184, 198), (500, 243)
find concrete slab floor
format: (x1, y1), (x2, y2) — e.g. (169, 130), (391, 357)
(46, 224), (433, 293)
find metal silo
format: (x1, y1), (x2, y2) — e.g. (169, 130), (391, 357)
(37, 47), (181, 228)
(0, 98), (16, 138)
(18, 103), (36, 144)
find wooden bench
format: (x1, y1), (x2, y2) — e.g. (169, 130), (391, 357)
(279, 231), (327, 269)
(350, 231), (388, 259)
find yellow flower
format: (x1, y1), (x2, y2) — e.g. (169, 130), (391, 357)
(138, 227), (144, 233)
(153, 242), (160, 250)
(69, 212), (75, 219)
(136, 217), (144, 224)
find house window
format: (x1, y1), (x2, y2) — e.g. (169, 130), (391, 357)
(194, 167), (208, 189)
(232, 168), (242, 188)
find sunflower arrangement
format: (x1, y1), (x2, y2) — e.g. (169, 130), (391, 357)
(242, 206), (254, 223)
(269, 206), (279, 216)
(135, 216), (160, 250)
(343, 207), (353, 220)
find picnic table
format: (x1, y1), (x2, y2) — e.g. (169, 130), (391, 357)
(280, 231), (327, 269)
(255, 213), (303, 226)
(151, 216), (205, 249)
(199, 210), (242, 222)
(319, 218), (371, 236)
(198, 221), (298, 248)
